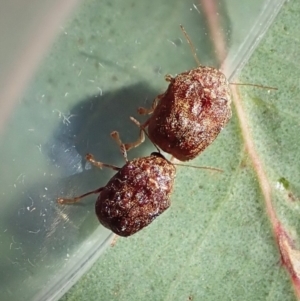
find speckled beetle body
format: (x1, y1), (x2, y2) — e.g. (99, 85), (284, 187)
(96, 152), (175, 236)
(146, 66), (231, 161)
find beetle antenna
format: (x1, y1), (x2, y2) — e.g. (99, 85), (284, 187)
(180, 24), (201, 66)
(174, 162), (223, 173)
(230, 82), (277, 90)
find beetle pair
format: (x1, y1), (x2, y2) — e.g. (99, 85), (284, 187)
(57, 26), (272, 237)
(57, 115), (222, 237)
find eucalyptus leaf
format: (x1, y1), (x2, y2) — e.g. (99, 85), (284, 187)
(1, 0), (296, 300)
(58, 1), (300, 301)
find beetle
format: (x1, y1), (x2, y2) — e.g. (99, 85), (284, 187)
(57, 131), (176, 237)
(123, 25), (275, 161)
(135, 66), (231, 161)
(123, 25), (231, 161)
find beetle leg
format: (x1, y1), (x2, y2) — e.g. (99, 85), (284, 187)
(57, 154), (121, 205)
(110, 234), (119, 247)
(57, 187), (104, 204)
(111, 131), (129, 162)
(164, 74), (174, 82)
(123, 129), (145, 151)
(137, 94), (162, 115)
(85, 153), (121, 171)
(123, 117), (151, 151)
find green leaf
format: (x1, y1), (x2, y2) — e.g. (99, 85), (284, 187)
(3, 1), (297, 301)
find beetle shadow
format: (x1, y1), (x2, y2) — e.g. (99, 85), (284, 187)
(47, 81), (158, 179)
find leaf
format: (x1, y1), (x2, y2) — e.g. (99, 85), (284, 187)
(2, 1), (299, 301)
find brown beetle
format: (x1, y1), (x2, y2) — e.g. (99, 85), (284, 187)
(138, 67), (231, 161)
(123, 26), (231, 161)
(57, 131), (176, 237)
(124, 26), (275, 161)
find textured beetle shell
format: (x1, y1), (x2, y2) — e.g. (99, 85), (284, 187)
(95, 153), (176, 237)
(147, 66), (232, 161)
